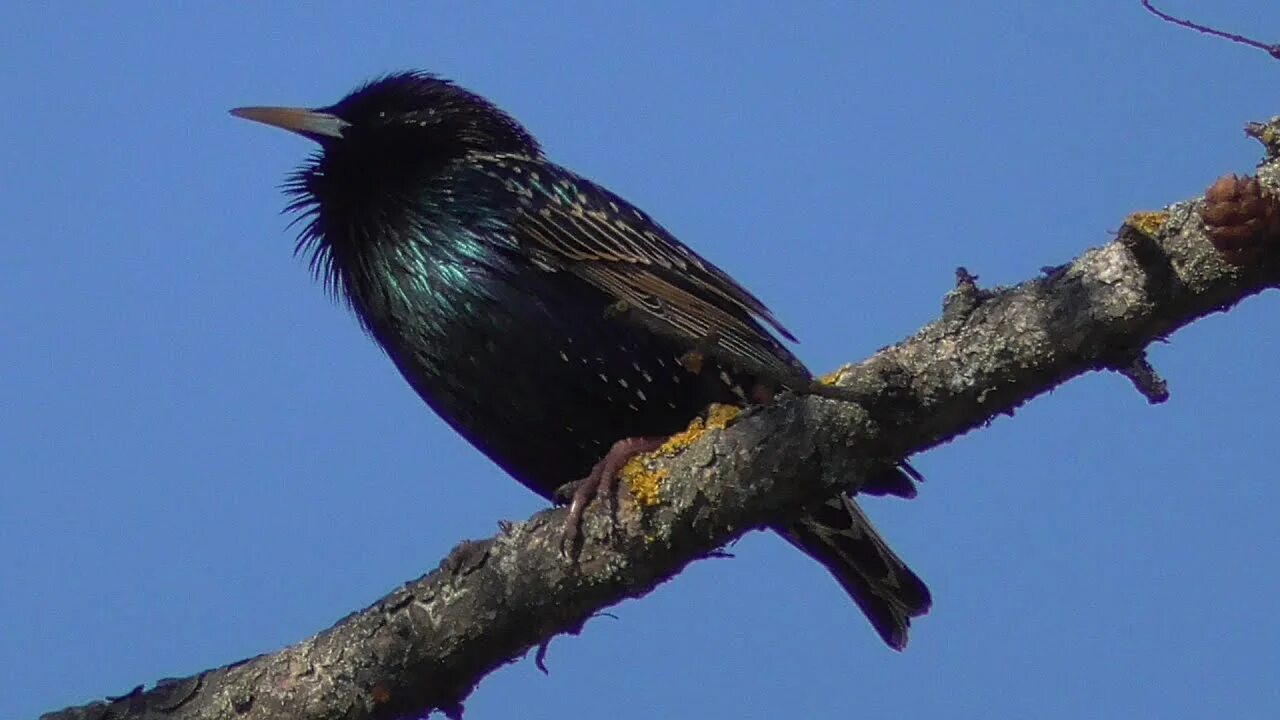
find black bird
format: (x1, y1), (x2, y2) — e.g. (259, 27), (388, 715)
(232, 72), (930, 649)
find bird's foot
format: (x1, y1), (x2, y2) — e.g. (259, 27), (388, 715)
(559, 436), (665, 554)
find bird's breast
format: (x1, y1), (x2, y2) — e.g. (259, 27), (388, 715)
(348, 245), (757, 499)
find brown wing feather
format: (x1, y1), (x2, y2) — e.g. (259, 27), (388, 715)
(477, 155), (809, 384)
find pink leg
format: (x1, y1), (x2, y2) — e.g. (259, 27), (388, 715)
(562, 436), (665, 551)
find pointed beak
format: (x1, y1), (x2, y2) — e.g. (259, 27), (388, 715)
(230, 106), (350, 140)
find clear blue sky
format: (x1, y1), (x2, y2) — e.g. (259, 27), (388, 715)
(4, 3), (1279, 718)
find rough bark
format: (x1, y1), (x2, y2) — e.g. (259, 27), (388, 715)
(40, 117), (1280, 720)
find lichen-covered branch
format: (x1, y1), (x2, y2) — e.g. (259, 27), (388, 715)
(40, 117), (1280, 720)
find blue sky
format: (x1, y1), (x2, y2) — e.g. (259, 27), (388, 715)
(4, 3), (1279, 718)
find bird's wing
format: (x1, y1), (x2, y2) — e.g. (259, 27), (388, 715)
(467, 154), (809, 384)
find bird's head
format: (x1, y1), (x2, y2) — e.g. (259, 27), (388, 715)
(232, 71), (540, 164)
(232, 72), (540, 292)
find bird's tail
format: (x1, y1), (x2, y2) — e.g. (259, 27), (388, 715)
(779, 491), (931, 650)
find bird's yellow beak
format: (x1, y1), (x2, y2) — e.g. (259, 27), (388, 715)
(230, 106), (349, 140)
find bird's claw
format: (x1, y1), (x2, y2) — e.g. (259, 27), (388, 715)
(557, 436), (664, 556)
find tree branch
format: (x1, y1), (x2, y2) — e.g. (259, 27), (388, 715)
(41, 117), (1280, 720)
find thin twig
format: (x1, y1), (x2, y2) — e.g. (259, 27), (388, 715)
(1140, 0), (1280, 60)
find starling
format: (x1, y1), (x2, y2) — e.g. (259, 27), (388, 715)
(232, 72), (930, 648)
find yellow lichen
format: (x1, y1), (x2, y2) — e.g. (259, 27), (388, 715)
(1125, 210), (1170, 238)
(818, 369), (844, 386)
(619, 404), (743, 509)
(622, 462), (669, 508)
(703, 403), (741, 430)
(656, 415), (708, 455)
